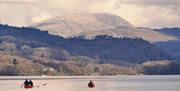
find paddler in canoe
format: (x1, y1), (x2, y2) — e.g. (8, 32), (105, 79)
(88, 80), (95, 88)
(22, 79), (34, 88)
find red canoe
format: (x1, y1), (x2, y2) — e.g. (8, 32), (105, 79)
(24, 85), (33, 88)
(88, 83), (95, 88)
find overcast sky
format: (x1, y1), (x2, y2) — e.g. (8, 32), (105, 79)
(0, 0), (179, 28)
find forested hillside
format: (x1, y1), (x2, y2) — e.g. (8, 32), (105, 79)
(0, 24), (179, 75)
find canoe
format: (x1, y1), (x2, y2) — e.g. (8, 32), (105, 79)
(88, 83), (95, 88)
(24, 85), (33, 88)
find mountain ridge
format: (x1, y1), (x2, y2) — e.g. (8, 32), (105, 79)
(0, 24), (179, 75)
(31, 13), (176, 42)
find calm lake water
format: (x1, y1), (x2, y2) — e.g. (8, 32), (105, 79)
(0, 75), (180, 91)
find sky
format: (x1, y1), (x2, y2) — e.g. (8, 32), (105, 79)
(0, 0), (179, 28)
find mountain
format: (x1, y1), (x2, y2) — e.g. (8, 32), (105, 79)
(154, 28), (180, 39)
(31, 13), (133, 37)
(154, 28), (180, 60)
(32, 13), (176, 42)
(1, 24), (178, 75)
(0, 24), (171, 64)
(32, 13), (180, 61)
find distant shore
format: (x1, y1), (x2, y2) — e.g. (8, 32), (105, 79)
(0, 75), (179, 80)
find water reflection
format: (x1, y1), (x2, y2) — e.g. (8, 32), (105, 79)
(0, 76), (179, 91)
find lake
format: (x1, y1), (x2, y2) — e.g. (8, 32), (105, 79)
(0, 75), (180, 91)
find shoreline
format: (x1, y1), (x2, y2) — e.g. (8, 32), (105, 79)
(0, 75), (179, 80)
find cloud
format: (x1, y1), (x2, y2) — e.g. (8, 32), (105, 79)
(88, 0), (180, 28)
(0, 0), (179, 28)
(0, 0), (35, 4)
(119, 0), (179, 6)
(141, 6), (180, 27)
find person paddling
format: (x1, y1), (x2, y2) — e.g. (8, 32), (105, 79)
(88, 80), (95, 88)
(29, 80), (34, 86)
(22, 79), (33, 88)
